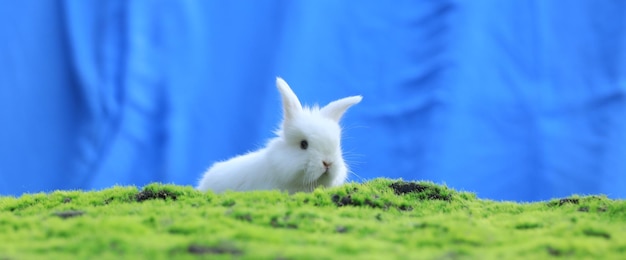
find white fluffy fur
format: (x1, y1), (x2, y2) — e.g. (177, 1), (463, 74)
(197, 77), (362, 193)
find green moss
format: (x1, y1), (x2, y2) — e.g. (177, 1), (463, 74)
(0, 178), (624, 259)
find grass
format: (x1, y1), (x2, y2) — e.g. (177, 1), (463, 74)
(0, 178), (625, 259)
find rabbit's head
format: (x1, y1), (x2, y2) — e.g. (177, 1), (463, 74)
(268, 77), (362, 192)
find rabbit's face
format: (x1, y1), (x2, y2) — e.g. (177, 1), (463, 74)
(280, 111), (348, 190)
(273, 77), (360, 191)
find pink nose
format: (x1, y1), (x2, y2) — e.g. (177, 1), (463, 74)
(322, 161), (332, 168)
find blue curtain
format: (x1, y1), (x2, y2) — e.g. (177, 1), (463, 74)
(1, 1), (624, 201)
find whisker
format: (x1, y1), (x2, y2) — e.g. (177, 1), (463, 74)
(348, 169), (366, 183)
(302, 173), (316, 192)
(302, 177), (309, 192)
(343, 151), (365, 165)
(342, 154), (364, 183)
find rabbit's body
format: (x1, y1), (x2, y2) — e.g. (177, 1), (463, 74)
(197, 77), (361, 193)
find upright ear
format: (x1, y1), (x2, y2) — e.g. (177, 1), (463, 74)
(320, 95), (362, 122)
(276, 77), (303, 123)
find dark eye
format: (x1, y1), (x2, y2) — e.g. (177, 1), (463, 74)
(300, 140), (308, 150)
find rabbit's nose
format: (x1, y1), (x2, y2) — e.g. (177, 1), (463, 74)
(322, 161), (332, 168)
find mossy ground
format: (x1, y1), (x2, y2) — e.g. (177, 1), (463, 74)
(1, 178), (625, 259)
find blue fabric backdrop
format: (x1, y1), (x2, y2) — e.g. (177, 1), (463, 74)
(1, 1), (625, 201)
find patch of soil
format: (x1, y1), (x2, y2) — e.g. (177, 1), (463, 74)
(583, 229), (611, 239)
(389, 181), (452, 201)
(546, 246), (572, 257)
(548, 197), (579, 207)
(235, 213), (252, 222)
(558, 198), (579, 206)
(390, 182), (428, 195)
(270, 216), (298, 229)
(135, 189), (178, 202)
(330, 194), (412, 211)
(54, 210), (85, 219)
(187, 244), (243, 256)
(331, 194), (355, 207)
(335, 226), (348, 233)
(515, 223), (542, 230)
(578, 206), (589, 212)
(398, 205), (413, 211)
(331, 194), (386, 209)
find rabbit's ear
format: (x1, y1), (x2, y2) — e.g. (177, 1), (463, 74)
(276, 77), (303, 123)
(321, 95), (362, 122)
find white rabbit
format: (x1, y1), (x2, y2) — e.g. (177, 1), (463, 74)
(197, 77), (362, 194)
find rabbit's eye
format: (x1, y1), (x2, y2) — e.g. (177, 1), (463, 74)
(300, 140), (308, 150)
